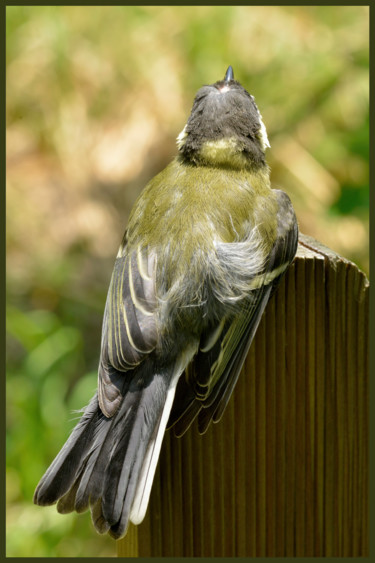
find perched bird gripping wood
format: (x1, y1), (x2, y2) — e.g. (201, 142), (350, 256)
(34, 66), (298, 539)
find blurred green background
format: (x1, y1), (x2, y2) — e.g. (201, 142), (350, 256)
(6, 6), (369, 558)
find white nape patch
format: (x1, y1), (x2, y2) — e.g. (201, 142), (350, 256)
(203, 137), (238, 152)
(218, 84), (231, 93)
(200, 137), (249, 168)
(176, 125), (188, 149)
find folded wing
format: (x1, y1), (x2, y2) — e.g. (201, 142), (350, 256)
(168, 189), (298, 436)
(99, 244), (158, 417)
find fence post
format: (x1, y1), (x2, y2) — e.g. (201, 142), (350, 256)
(117, 233), (369, 557)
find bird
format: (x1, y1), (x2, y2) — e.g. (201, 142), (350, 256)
(34, 65), (298, 540)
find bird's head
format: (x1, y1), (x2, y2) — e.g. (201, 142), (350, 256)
(177, 66), (270, 169)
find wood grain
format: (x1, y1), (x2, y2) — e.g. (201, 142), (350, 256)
(117, 234), (369, 557)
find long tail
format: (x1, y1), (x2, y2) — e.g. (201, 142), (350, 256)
(34, 368), (178, 539)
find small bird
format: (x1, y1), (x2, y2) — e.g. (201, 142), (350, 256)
(34, 66), (298, 539)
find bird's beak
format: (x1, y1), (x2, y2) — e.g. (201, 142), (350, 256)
(224, 65), (234, 83)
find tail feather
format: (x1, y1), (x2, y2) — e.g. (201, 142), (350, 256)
(102, 372), (174, 533)
(33, 394), (100, 506)
(74, 406), (133, 513)
(57, 472), (84, 514)
(102, 403), (149, 526)
(107, 378), (177, 539)
(91, 499), (110, 534)
(34, 367), (178, 539)
(55, 415), (119, 515)
(129, 374), (178, 524)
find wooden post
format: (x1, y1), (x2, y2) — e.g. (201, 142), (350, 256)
(117, 234), (369, 557)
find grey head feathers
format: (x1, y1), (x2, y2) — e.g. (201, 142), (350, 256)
(177, 65), (270, 166)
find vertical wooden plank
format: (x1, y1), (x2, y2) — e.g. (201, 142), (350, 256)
(313, 256), (326, 556)
(363, 278), (369, 556)
(284, 261), (297, 556)
(363, 277), (369, 556)
(215, 418), (227, 555)
(159, 430), (173, 556)
(150, 441), (163, 556)
(234, 365), (250, 556)
(255, 312), (267, 556)
(116, 523), (138, 557)
(244, 340), (258, 557)
(265, 297), (276, 556)
(135, 492), (151, 556)
(334, 261), (347, 556)
(343, 266), (357, 556)
(201, 423), (212, 558)
(304, 256), (316, 556)
(274, 276), (286, 556)
(155, 429), (183, 556)
(200, 419), (216, 556)
(183, 425), (197, 557)
(323, 258), (337, 557)
(350, 269), (361, 556)
(295, 258), (306, 556)
(223, 396), (237, 556)
(172, 431), (185, 555)
(357, 273), (369, 555)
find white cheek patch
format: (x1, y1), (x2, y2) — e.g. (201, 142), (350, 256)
(250, 94), (270, 151)
(257, 112), (271, 151)
(176, 125), (188, 149)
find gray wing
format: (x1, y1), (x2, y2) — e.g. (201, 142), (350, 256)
(98, 242), (158, 417)
(168, 189), (298, 436)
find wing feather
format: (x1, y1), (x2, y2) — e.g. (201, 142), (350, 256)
(98, 246), (158, 418)
(168, 189), (298, 435)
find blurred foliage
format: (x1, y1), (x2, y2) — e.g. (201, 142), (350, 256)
(6, 5), (369, 558)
